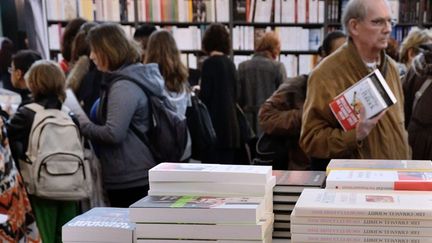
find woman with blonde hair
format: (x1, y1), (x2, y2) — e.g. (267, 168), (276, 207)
(7, 60), (76, 243)
(76, 23), (166, 207)
(400, 27), (432, 75)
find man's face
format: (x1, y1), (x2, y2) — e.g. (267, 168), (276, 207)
(353, 0), (393, 53)
(9, 62), (20, 88)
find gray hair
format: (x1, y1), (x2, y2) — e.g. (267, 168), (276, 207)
(341, 0), (391, 35)
(341, 0), (368, 35)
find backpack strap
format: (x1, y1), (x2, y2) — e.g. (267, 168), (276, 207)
(412, 77), (432, 111)
(24, 103), (45, 113)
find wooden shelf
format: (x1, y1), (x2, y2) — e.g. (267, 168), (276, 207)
(232, 22), (324, 28)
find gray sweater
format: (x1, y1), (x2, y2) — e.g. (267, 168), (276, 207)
(78, 63), (165, 190)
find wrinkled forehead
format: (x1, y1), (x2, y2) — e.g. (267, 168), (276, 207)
(364, 0), (392, 19)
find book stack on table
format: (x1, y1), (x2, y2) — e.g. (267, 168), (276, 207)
(129, 162), (276, 243)
(291, 159), (432, 242)
(291, 188), (432, 243)
(271, 170), (326, 240)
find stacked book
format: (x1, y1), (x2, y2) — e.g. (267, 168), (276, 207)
(129, 162), (276, 242)
(62, 207), (135, 243)
(290, 188), (432, 242)
(272, 170), (326, 240)
(325, 159), (432, 175)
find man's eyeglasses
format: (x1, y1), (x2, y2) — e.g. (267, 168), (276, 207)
(369, 18), (397, 28)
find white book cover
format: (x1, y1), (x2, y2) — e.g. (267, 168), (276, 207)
(135, 215), (273, 240)
(326, 170), (432, 191)
(129, 195), (265, 224)
(149, 163), (272, 184)
(291, 224), (432, 237)
(215, 0), (229, 22)
(326, 159), (432, 175)
(254, 0), (273, 22)
(329, 69), (397, 131)
(292, 233), (432, 243)
(318, 0), (324, 23)
(281, 0), (295, 23)
(297, 0), (307, 23)
(62, 207), (135, 243)
(291, 209), (432, 227)
(149, 176), (276, 196)
(308, 0), (318, 23)
(295, 188), (432, 219)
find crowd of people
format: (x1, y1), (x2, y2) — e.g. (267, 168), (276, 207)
(0, 0), (432, 242)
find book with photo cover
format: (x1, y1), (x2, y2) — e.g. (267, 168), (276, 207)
(329, 69), (397, 131)
(129, 195), (265, 224)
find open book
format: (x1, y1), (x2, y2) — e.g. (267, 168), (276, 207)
(329, 69), (397, 131)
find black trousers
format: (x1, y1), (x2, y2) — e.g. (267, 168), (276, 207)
(107, 185), (149, 208)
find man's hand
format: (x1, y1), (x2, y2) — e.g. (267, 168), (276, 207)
(355, 103), (387, 141)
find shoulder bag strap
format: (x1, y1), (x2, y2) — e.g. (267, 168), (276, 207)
(412, 77), (432, 112)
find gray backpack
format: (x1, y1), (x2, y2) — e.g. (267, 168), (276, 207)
(19, 103), (91, 200)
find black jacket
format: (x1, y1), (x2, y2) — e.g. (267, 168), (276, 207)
(6, 95), (63, 164)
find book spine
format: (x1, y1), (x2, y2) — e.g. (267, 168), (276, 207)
(291, 233), (432, 243)
(291, 216), (432, 227)
(291, 224), (432, 236)
(295, 207), (432, 219)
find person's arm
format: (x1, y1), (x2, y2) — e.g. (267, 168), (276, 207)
(79, 81), (146, 144)
(300, 72), (358, 159)
(6, 107), (33, 162)
(259, 83), (302, 136)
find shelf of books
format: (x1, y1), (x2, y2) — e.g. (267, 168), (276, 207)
(42, 0), (430, 73)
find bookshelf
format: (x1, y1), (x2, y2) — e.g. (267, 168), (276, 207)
(42, 0), (431, 76)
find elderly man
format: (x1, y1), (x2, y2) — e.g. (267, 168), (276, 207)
(300, 0), (410, 170)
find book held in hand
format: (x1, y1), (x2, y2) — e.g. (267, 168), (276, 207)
(329, 69), (397, 131)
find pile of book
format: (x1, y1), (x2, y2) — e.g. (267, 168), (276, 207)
(129, 162), (276, 242)
(62, 207), (135, 243)
(272, 170), (325, 240)
(291, 159), (432, 242)
(291, 188), (432, 242)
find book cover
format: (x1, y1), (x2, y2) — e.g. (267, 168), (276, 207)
(329, 69), (397, 131)
(291, 209), (432, 227)
(129, 195), (265, 224)
(135, 215), (273, 240)
(291, 233), (432, 243)
(62, 207), (134, 243)
(149, 162), (272, 184)
(326, 170), (432, 191)
(273, 170), (326, 187)
(326, 159), (432, 175)
(295, 188), (432, 219)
